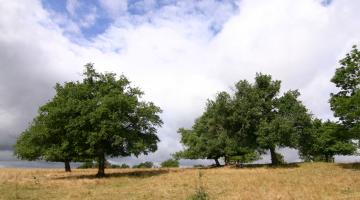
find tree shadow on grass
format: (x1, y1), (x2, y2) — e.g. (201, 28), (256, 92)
(337, 163), (360, 171)
(54, 169), (171, 180)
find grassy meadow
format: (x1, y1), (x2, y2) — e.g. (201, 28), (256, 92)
(0, 162), (360, 200)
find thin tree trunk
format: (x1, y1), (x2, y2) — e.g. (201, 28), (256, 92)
(224, 156), (229, 165)
(269, 147), (279, 165)
(64, 160), (71, 172)
(97, 154), (106, 177)
(325, 154), (334, 163)
(325, 154), (329, 162)
(214, 158), (220, 167)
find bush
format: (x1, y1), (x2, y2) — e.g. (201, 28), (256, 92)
(120, 163), (130, 168)
(108, 163), (130, 168)
(78, 160), (131, 169)
(78, 161), (94, 169)
(133, 162), (154, 168)
(161, 159), (179, 168)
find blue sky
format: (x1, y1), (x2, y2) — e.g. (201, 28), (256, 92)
(1, 0), (360, 167)
(41, 0), (239, 40)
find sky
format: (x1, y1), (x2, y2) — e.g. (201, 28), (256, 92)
(0, 0), (360, 167)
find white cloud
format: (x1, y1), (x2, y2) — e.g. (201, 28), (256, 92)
(1, 0), (360, 164)
(66, 0), (79, 16)
(99, 0), (128, 18)
(79, 6), (98, 28)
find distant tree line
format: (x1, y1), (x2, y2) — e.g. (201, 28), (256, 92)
(78, 159), (179, 169)
(14, 45), (360, 175)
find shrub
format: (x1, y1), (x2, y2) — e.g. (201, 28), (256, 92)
(108, 163), (130, 168)
(161, 159), (179, 168)
(119, 163), (130, 168)
(78, 161), (94, 169)
(133, 162), (154, 168)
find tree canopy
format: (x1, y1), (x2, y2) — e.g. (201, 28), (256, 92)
(330, 45), (360, 139)
(176, 74), (313, 165)
(14, 64), (163, 176)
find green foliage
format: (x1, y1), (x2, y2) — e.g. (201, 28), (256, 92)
(77, 64), (163, 177)
(78, 160), (130, 169)
(160, 159), (179, 168)
(299, 119), (356, 162)
(229, 152), (260, 164)
(297, 46), (360, 161)
(121, 164), (130, 168)
(133, 162), (154, 168)
(14, 81), (86, 172)
(330, 45), (360, 138)
(14, 118), (45, 161)
(177, 73), (312, 165)
(78, 161), (94, 169)
(176, 91), (256, 165)
(105, 163), (130, 168)
(15, 63), (162, 176)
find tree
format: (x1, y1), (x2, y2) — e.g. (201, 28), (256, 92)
(330, 45), (360, 139)
(161, 159), (179, 168)
(177, 74), (310, 165)
(231, 74), (312, 165)
(256, 90), (312, 164)
(298, 119), (356, 162)
(74, 64), (163, 177)
(175, 92), (253, 166)
(15, 64), (162, 176)
(14, 81), (86, 172)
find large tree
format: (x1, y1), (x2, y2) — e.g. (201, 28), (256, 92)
(15, 64), (163, 176)
(230, 74), (312, 165)
(330, 45), (360, 140)
(74, 64), (163, 177)
(177, 74), (311, 165)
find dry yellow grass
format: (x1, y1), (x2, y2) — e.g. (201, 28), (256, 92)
(0, 162), (359, 200)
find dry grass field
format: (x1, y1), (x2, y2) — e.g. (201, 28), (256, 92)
(0, 162), (360, 200)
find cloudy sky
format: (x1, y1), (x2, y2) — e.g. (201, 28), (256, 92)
(1, 0), (360, 167)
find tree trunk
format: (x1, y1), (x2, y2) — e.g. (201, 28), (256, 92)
(325, 154), (334, 163)
(224, 156), (230, 165)
(214, 158), (220, 167)
(97, 154), (106, 177)
(269, 147), (279, 165)
(64, 160), (71, 172)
